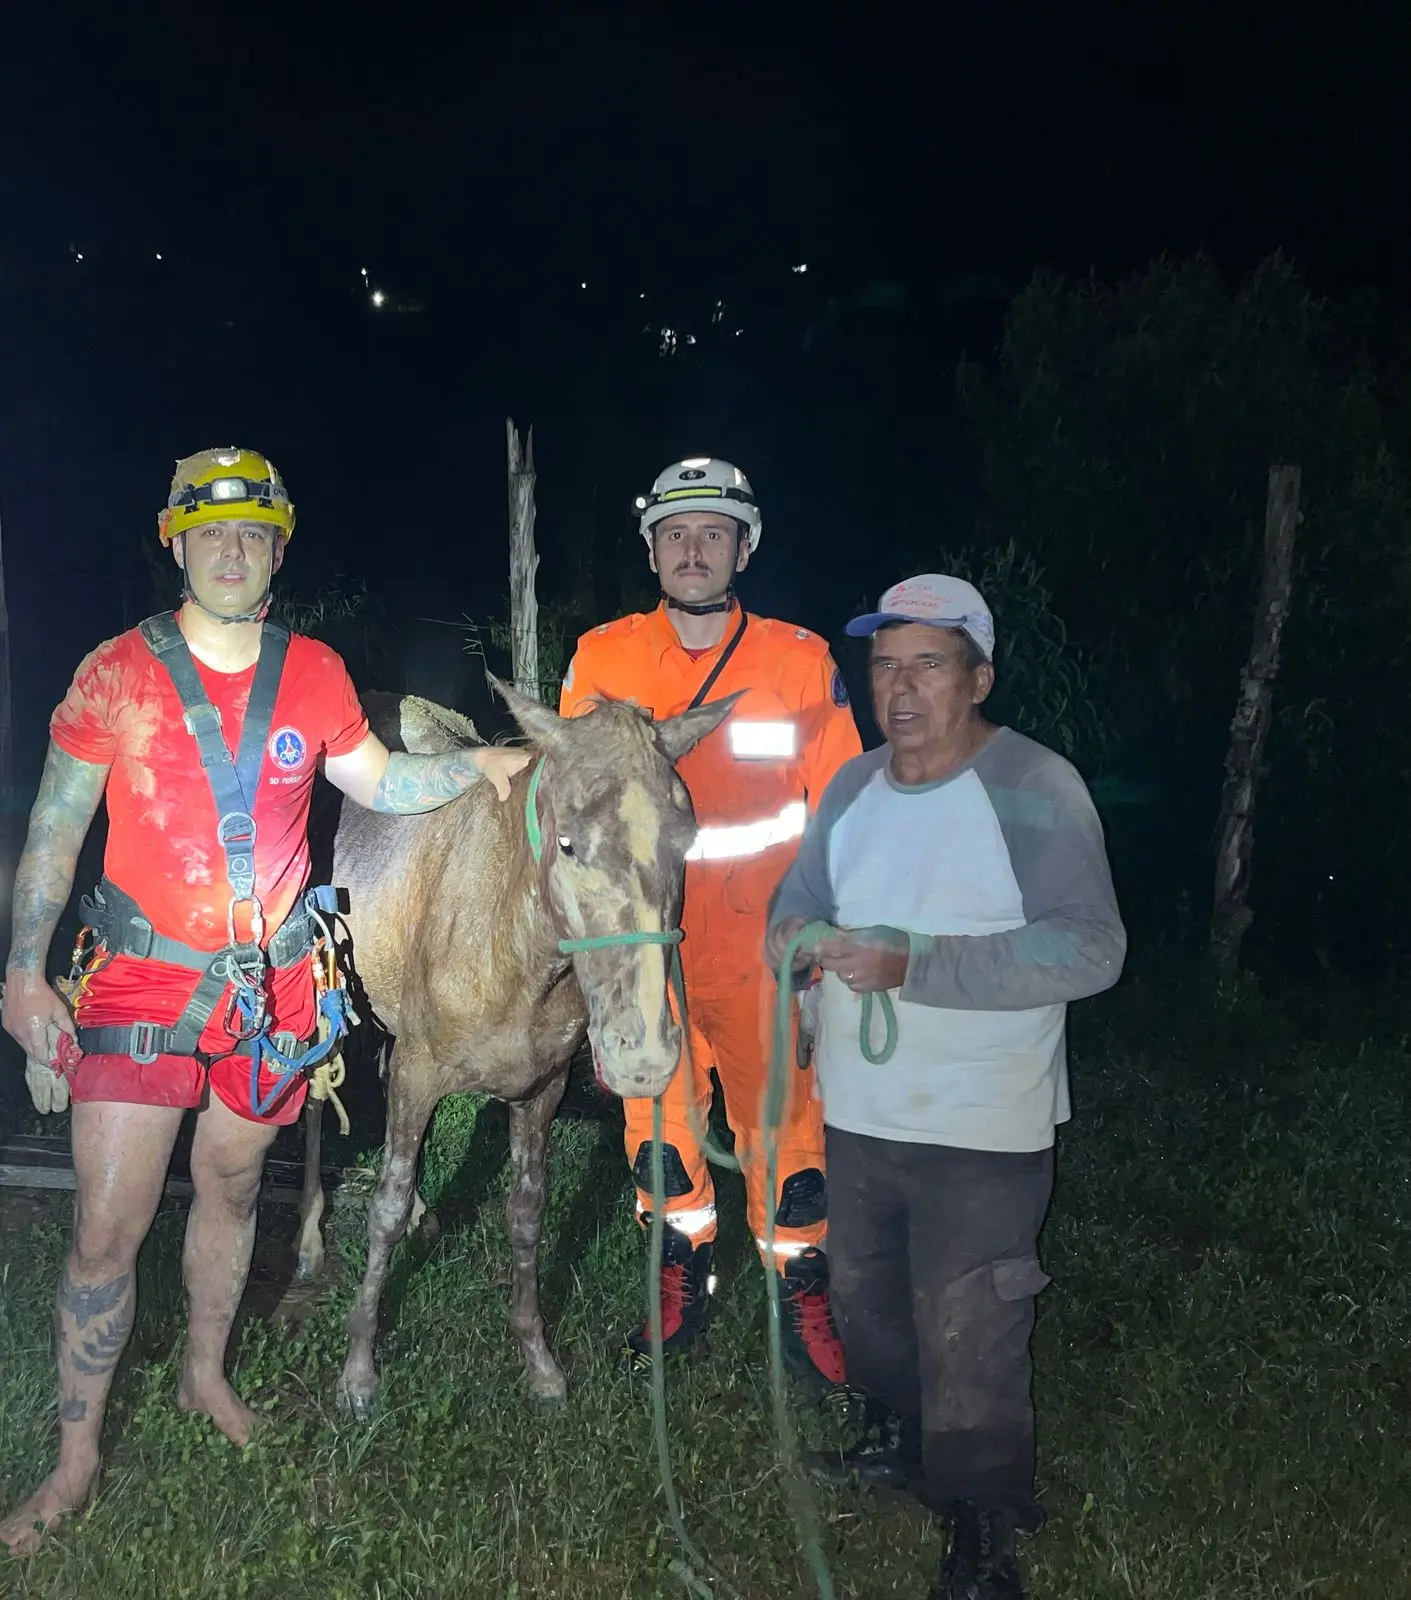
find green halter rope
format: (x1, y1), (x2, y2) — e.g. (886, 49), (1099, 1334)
(525, 757), (904, 1598)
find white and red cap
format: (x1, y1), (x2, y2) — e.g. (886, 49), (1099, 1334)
(845, 574), (995, 660)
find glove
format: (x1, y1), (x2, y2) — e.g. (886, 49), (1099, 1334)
(26, 1053), (71, 1115)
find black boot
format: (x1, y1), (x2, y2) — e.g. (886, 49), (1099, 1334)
(807, 1396), (922, 1491)
(931, 1503), (1025, 1600)
(622, 1225), (715, 1372)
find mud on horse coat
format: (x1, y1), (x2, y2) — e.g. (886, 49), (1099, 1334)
(296, 680), (738, 1414)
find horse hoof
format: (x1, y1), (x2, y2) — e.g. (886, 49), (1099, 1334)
(295, 1251), (324, 1283)
(339, 1384), (379, 1421)
(531, 1388), (567, 1413)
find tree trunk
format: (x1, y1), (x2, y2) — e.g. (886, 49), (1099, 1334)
(507, 419), (541, 702)
(1210, 464), (1301, 975)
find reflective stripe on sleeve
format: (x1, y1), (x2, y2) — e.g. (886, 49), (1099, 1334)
(685, 801), (807, 863)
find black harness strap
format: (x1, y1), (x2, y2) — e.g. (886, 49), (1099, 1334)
(685, 609), (748, 712)
(138, 611), (290, 908)
(79, 878), (318, 971)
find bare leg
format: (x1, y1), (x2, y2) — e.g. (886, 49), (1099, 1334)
(295, 1097), (326, 1281)
(177, 1095), (279, 1444)
(507, 1076), (568, 1404)
(1, 1101), (184, 1554)
(340, 1050), (438, 1419)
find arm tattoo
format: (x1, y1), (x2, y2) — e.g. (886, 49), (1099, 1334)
(371, 748), (485, 815)
(6, 743), (109, 977)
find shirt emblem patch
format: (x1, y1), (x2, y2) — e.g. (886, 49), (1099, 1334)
(270, 726), (308, 771)
(831, 669), (850, 708)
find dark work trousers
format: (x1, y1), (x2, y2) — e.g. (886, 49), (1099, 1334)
(825, 1126), (1055, 1529)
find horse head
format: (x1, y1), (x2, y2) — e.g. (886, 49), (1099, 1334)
(495, 680), (739, 1099)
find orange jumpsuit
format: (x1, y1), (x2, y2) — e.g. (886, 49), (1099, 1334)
(560, 603), (861, 1259)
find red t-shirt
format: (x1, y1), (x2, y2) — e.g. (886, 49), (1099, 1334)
(51, 618), (370, 951)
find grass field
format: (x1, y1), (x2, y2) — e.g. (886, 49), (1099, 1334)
(2, 965), (1410, 1599)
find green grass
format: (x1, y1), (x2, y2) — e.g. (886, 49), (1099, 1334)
(3, 970), (1411, 1598)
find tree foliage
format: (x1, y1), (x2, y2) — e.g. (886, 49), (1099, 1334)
(958, 253), (1411, 967)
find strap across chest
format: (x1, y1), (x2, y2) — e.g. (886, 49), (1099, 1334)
(138, 610), (290, 928)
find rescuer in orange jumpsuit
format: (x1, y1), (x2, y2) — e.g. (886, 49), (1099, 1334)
(560, 457), (861, 1390)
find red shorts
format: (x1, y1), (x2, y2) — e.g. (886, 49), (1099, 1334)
(68, 951), (316, 1126)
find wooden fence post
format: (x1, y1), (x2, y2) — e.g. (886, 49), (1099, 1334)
(507, 419), (541, 702)
(1210, 463), (1301, 975)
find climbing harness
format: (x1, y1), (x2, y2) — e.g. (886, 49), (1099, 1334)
(71, 611), (351, 1116)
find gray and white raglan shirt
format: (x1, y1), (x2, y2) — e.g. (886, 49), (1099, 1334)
(769, 727), (1126, 1152)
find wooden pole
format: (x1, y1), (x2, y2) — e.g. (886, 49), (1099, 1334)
(1210, 464), (1301, 976)
(507, 419), (541, 702)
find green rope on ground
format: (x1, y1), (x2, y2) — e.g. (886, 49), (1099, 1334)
(646, 924), (905, 1598)
(649, 1079), (746, 1600)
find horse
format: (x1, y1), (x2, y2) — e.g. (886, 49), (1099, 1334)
(294, 681), (736, 1415)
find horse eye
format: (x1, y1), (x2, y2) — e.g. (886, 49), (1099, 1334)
(557, 836), (575, 857)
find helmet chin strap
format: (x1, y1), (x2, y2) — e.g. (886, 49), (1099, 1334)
(179, 535), (274, 625)
(667, 590), (734, 616)
(661, 523), (744, 616)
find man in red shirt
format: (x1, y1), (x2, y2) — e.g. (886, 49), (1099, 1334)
(0, 448), (530, 1552)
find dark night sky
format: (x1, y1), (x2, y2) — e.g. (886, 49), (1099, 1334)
(2, 0), (1406, 771)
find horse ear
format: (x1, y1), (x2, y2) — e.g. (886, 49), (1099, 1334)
(490, 675), (565, 748)
(654, 690), (745, 763)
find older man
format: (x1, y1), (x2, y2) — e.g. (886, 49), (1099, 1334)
(767, 575), (1126, 1600)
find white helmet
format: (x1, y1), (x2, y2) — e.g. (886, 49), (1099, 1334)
(636, 457), (762, 552)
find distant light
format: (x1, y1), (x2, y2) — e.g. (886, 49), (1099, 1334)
(638, 292), (646, 299)
(791, 263), (808, 274)
(685, 333), (697, 345)
(73, 251), (84, 262)
(580, 281), (587, 289)
(371, 289), (386, 308)
(361, 265), (369, 279)
(734, 328), (743, 336)
(155, 252), (163, 261)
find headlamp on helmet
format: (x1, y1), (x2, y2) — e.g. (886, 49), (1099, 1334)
(637, 457), (762, 551)
(157, 447), (297, 545)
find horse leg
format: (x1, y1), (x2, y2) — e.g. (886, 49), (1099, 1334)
(295, 1095), (326, 1281)
(339, 1051), (438, 1420)
(507, 1075), (568, 1405)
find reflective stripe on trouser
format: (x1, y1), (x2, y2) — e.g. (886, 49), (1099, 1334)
(624, 973), (826, 1256)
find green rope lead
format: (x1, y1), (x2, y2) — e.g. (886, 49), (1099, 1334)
(786, 920), (899, 1067)
(650, 1086), (746, 1600)
(645, 928), (901, 1598)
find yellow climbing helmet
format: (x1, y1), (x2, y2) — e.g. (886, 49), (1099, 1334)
(157, 447), (297, 545)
